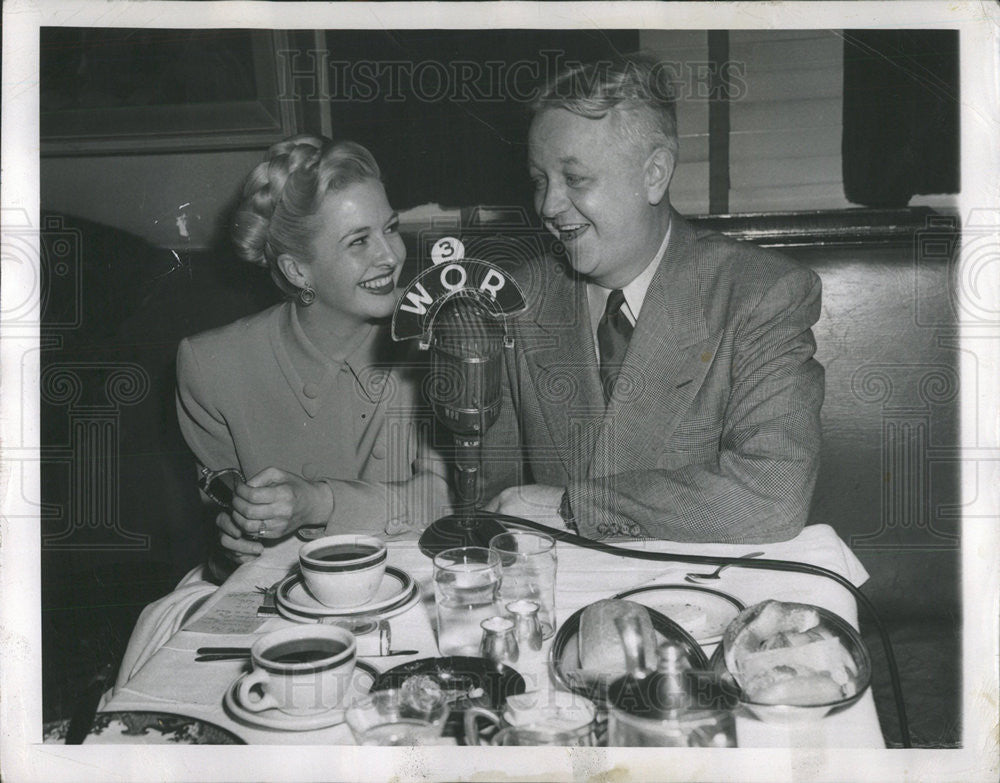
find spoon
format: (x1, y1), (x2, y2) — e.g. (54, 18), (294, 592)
(683, 551), (765, 583)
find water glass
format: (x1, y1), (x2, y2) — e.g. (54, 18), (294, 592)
(433, 546), (502, 656)
(489, 531), (557, 639)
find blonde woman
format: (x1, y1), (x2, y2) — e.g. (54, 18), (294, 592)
(180, 134), (449, 564)
(112, 136), (449, 692)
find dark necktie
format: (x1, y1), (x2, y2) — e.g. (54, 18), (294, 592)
(597, 289), (634, 402)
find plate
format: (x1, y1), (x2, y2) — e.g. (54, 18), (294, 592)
(548, 603), (709, 707)
(611, 585), (744, 644)
(68, 711), (245, 744)
(223, 660), (378, 732)
(277, 566), (415, 617)
(372, 656), (526, 743)
(275, 581), (421, 625)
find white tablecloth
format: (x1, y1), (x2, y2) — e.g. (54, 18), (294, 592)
(104, 524), (884, 748)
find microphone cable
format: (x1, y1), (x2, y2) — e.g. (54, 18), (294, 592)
(470, 511), (912, 748)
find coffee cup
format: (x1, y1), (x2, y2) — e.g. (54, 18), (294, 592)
(299, 534), (387, 608)
(236, 625), (356, 714)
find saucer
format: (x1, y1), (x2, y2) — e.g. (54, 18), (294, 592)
(611, 585), (744, 645)
(275, 581), (421, 626)
(372, 656), (526, 742)
(277, 566), (414, 617)
(223, 660), (377, 732)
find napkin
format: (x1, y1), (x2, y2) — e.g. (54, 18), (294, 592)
(111, 571), (217, 695)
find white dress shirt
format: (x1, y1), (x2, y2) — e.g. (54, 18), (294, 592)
(586, 222), (672, 358)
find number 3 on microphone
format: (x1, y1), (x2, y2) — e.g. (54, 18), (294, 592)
(431, 237), (465, 265)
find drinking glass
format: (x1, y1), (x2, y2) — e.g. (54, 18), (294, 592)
(489, 531), (557, 639)
(433, 546), (503, 656)
(345, 688), (450, 746)
(492, 724), (595, 746)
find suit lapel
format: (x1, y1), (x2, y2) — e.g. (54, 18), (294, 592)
(590, 213), (720, 477)
(521, 261), (604, 476)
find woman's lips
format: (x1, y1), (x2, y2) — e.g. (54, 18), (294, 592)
(359, 272), (396, 295)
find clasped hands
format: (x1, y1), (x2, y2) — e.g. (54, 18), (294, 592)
(215, 467), (334, 564)
(215, 476), (568, 564)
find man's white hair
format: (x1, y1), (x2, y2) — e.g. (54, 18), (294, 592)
(531, 53), (679, 162)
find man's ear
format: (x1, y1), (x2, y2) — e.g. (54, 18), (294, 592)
(277, 253), (309, 290)
(644, 146), (675, 205)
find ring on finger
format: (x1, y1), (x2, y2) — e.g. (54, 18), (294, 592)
(247, 521), (266, 541)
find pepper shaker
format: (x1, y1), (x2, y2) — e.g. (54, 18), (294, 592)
(480, 616), (519, 668)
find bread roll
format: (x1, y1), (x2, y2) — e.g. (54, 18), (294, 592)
(725, 600), (859, 706)
(738, 636), (856, 684)
(578, 599), (658, 675)
(748, 672), (845, 706)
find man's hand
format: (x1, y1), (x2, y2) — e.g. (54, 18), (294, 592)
(229, 467), (334, 541)
(482, 484), (567, 528)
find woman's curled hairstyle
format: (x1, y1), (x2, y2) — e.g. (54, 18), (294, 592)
(231, 134), (382, 295)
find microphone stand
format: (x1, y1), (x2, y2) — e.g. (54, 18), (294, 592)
(416, 437), (507, 557)
(416, 295), (508, 556)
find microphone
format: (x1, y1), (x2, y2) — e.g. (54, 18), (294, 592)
(427, 296), (505, 513)
(391, 246), (527, 555)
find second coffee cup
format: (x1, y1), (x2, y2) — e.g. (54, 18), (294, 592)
(299, 534), (387, 608)
(236, 625), (356, 714)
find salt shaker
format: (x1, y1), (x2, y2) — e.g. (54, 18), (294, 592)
(506, 600), (543, 651)
(480, 616), (519, 668)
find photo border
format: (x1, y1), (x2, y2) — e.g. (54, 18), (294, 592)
(2, 2), (997, 782)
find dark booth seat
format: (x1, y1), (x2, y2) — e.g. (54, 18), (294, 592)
(38, 208), (960, 745)
(698, 209), (961, 747)
(695, 209), (961, 621)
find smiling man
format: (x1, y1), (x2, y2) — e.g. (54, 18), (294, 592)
(481, 54), (825, 543)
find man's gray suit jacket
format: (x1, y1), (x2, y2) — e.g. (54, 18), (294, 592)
(481, 212), (825, 543)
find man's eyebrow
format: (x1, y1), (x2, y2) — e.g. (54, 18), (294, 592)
(528, 156), (584, 170)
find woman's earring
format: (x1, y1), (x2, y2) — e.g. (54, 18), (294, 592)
(298, 285), (316, 306)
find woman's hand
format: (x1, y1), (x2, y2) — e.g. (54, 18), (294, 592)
(215, 509), (264, 563)
(230, 466), (335, 541)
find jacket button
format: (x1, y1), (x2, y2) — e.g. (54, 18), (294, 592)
(372, 445), (386, 460)
(302, 463), (320, 479)
(303, 382), (320, 399)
